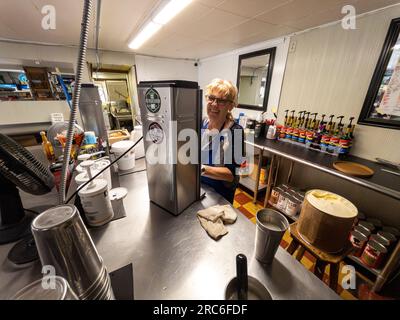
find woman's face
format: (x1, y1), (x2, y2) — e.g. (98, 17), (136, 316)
(206, 90), (234, 123)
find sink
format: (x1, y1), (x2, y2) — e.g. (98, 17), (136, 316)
(225, 276), (272, 300)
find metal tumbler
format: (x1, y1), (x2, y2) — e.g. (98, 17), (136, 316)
(11, 276), (79, 300)
(255, 209), (289, 264)
(31, 204), (106, 298)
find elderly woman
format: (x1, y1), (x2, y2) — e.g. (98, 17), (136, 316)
(201, 79), (244, 203)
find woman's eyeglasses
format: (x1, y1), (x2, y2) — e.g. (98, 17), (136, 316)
(205, 95), (233, 106)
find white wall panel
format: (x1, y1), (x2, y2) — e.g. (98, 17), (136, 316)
(279, 6), (400, 162)
(135, 55), (198, 83)
(198, 37), (290, 119)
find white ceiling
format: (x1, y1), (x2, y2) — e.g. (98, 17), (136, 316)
(0, 0), (399, 60)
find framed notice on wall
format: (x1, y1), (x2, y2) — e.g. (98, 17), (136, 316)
(359, 17), (400, 130)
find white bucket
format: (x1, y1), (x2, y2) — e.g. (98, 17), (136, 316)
(75, 164), (111, 191)
(78, 178), (114, 227)
(111, 140), (135, 171)
(93, 159), (112, 190)
(132, 126), (145, 159)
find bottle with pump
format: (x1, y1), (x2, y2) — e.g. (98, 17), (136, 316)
(338, 117), (355, 157)
(304, 112), (311, 129)
(284, 110), (289, 126)
(326, 115), (335, 134)
(290, 110), (295, 126)
(310, 113), (318, 130)
(336, 116), (345, 136)
(298, 111), (307, 143)
(315, 114), (326, 149)
(347, 117), (356, 138)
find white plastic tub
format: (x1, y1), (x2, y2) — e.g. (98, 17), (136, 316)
(111, 140), (135, 171)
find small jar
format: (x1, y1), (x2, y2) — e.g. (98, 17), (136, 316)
(354, 225), (371, 238)
(377, 231), (397, 253)
(285, 195), (300, 217)
(349, 230), (368, 257)
(280, 184), (290, 192)
(370, 234), (390, 248)
(382, 226), (400, 239)
(296, 191), (305, 199)
(276, 192), (289, 212)
(269, 187), (282, 207)
(361, 240), (387, 269)
(358, 221), (375, 234)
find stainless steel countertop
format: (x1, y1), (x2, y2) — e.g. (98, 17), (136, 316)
(0, 159), (339, 300)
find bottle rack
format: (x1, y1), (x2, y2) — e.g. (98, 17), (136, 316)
(277, 137), (345, 157)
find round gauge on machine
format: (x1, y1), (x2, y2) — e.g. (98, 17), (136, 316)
(148, 122), (164, 144)
(145, 88), (161, 113)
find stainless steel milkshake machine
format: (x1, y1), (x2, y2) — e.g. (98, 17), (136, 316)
(138, 80), (201, 215)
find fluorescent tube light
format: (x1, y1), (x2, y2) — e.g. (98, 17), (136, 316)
(153, 0), (192, 25)
(128, 21), (162, 50)
(128, 0), (192, 50)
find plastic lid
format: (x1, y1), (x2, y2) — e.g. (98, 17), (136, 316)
(112, 140), (134, 153)
(93, 159), (110, 170)
(78, 178), (108, 196)
(11, 276), (73, 300)
(32, 205), (76, 230)
(368, 240), (387, 253)
(351, 230), (368, 242)
(75, 169), (100, 185)
(78, 154), (91, 161)
(109, 187), (128, 201)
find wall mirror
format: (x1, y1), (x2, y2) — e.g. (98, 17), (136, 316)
(236, 47), (276, 111)
(359, 17), (400, 130)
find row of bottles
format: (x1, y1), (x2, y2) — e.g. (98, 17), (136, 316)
(278, 110), (356, 155)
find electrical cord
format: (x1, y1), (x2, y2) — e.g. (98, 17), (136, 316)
(24, 208), (39, 215)
(66, 136), (143, 204)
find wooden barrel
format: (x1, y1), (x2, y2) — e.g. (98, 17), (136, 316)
(297, 190), (358, 253)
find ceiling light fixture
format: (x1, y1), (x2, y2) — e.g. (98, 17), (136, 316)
(128, 0), (192, 50)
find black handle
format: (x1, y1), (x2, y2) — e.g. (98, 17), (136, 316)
(236, 254), (248, 300)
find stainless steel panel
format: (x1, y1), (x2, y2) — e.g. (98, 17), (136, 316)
(79, 85), (108, 149)
(174, 87), (200, 213)
(139, 86), (176, 213)
(138, 83), (200, 215)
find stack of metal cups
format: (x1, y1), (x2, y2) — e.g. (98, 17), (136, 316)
(31, 204), (115, 300)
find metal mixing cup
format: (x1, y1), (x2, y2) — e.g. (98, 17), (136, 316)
(255, 209), (289, 264)
(11, 276), (78, 300)
(31, 204), (104, 298)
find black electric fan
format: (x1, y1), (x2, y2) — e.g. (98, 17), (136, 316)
(0, 133), (54, 264)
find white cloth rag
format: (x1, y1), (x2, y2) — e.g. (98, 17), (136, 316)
(197, 204), (238, 240)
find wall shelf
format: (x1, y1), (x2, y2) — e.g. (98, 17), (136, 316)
(239, 176), (267, 192)
(245, 136), (400, 201)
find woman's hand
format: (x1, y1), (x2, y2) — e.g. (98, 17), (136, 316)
(201, 165), (234, 182)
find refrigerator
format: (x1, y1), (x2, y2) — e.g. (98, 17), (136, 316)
(138, 80), (201, 215)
